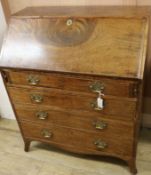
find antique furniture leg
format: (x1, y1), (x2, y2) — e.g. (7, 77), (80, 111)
(24, 140), (31, 152)
(128, 158), (137, 175)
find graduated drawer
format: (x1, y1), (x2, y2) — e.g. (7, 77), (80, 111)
(8, 87), (137, 118)
(5, 70), (138, 98)
(14, 104), (134, 136)
(21, 121), (133, 158)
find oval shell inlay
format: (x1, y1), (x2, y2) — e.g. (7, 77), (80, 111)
(35, 18), (97, 47)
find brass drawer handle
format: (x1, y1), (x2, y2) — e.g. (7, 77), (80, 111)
(30, 94), (43, 103)
(91, 101), (104, 111)
(93, 121), (107, 130)
(36, 111), (48, 120)
(41, 129), (53, 138)
(66, 19), (73, 26)
(89, 81), (104, 93)
(27, 75), (40, 85)
(94, 139), (108, 150)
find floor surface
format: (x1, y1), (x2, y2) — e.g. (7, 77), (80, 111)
(0, 118), (151, 175)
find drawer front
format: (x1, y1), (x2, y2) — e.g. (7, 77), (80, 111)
(21, 122), (133, 157)
(8, 87), (137, 118)
(15, 104), (134, 137)
(5, 70), (138, 97)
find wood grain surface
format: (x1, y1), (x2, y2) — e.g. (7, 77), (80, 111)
(8, 6), (151, 98)
(0, 13), (148, 79)
(0, 6), (148, 174)
(21, 121), (134, 159)
(1, 1), (150, 126)
(7, 0), (141, 14)
(6, 70), (138, 98)
(7, 86), (137, 118)
(14, 103), (134, 135)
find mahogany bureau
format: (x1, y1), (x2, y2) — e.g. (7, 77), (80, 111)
(0, 6), (149, 174)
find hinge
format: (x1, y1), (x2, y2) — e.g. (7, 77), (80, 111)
(129, 83), (139, 97)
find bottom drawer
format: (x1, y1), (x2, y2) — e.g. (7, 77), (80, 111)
(21, 122), (133, 158)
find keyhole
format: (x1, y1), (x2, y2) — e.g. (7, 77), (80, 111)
(66, 19), (73, 26)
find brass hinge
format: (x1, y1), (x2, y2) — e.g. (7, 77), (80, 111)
(129, 83), (139, 97)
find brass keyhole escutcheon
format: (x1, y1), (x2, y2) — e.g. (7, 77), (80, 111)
(66, 19), (73, 26)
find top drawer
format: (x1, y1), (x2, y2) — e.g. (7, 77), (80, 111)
(4, 70), (138, 98)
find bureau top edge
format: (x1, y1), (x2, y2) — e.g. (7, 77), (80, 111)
(12, 6), (151, 18)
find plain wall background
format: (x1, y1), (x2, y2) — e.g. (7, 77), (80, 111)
(0, 1), (15, 119)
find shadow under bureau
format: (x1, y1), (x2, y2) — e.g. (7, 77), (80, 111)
(0, 6), (149, 174)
